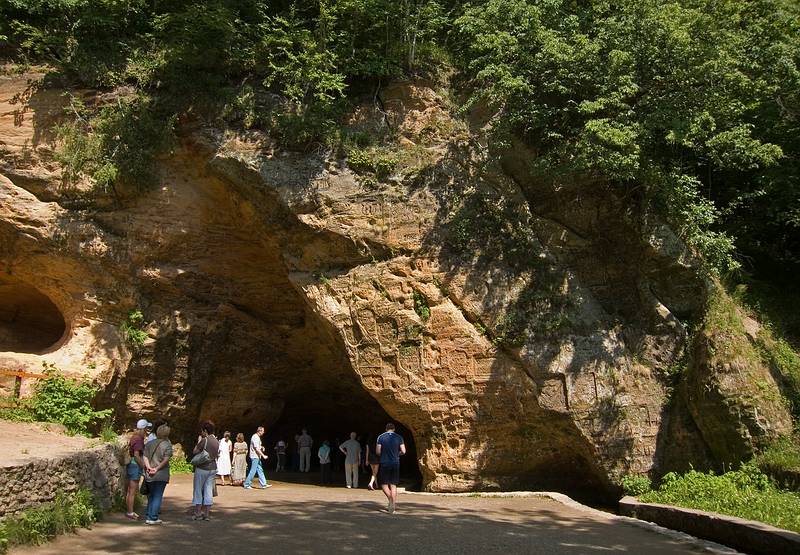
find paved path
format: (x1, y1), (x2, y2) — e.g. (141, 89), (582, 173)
(13, 474), (724, 554)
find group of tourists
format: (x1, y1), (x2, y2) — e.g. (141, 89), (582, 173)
(125, 419), (407, 523)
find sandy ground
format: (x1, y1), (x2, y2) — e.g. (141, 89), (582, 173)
(10, 472), (729, 555)
(0, 420), (94, 467)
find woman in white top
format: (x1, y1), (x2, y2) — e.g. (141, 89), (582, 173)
(217, 431), (233, 485)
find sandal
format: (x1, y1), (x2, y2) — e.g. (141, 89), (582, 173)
(125, 512), (139, 520)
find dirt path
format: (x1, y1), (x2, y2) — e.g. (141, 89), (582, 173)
(11, 473), (732, 554)
(0, 420), (93, 467)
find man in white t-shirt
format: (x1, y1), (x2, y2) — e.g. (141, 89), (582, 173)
(339, 432), (362, 488)
(244, 426), (272, 489)
(298, 429), (313, 472)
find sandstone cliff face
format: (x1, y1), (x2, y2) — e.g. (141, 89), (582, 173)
(0, 71), (792, 495)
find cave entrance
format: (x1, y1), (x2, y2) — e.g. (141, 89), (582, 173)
(261, 383), (421, 488)
(0, 276), (66, 353)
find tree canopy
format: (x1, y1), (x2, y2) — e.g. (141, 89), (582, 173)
(1, 0), (798, 277)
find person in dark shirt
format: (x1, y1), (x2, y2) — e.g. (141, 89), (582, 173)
(376, 422), (406, 514)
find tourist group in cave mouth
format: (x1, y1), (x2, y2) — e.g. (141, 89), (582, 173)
(124, 419), (406, 524)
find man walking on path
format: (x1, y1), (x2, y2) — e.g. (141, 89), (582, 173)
(376, 422), (405, 514)
(298, 429), (313, 472)
(244, 426), (272, 489)
(339, 432), (362, 488)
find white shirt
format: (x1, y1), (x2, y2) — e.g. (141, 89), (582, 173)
(249, 433), (263, 458)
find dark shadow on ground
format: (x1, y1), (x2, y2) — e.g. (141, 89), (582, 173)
(27, 486), (706, 555)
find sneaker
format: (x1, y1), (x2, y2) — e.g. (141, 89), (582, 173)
(346, 485), (352, 489)
(243, 485), (252, 489)
(191, 514), (203, 521)
(145, 519), (162, 525)
(259, 484), (272, 489)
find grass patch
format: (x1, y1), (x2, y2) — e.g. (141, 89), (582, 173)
(756, 435), (800, 490)
(0, 489), (100, 553)
(640, 464), (800, 533)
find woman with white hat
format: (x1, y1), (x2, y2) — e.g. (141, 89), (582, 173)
(126, 418), (151, 520)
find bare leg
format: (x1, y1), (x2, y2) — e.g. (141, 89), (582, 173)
(381, 483), (392, 507)
(126, 480), (137, 516)
(194, 504), (202, 518)
(369, 464), (379, 488)
(391, 484), (398, 509)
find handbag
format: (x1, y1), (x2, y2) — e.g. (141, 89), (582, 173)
(191, 437), (211, 467)
(140, 479), (150, 495)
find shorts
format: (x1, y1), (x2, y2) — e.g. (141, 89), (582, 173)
(127, 461), (142, 481)
(378, 463), (400, 486)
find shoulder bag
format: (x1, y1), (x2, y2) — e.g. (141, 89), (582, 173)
(190, 437), (211, 467)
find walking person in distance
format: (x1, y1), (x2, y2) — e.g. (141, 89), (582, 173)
(376, 423), (405, 514)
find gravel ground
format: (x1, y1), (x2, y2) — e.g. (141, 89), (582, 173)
(11, 472), (732, 554)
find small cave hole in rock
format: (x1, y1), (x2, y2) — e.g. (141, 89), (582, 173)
(0, 276), (66, 353)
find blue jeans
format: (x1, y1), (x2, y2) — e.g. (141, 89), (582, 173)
(244, 457), (267, 487)
(145, 481), (167, 521)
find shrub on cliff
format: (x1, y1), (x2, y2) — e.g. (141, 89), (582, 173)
(0, 364), (111, 437)
(30, 364), (112, 436)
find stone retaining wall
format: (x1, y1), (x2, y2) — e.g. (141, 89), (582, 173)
(619, 496), (800, 555)
(0, 443), (126, 518)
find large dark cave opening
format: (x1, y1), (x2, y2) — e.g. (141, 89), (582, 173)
(0, 276), (66, 353)
(264, 388), (421, 485)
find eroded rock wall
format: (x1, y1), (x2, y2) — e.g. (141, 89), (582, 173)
(1, 71), (793, 494)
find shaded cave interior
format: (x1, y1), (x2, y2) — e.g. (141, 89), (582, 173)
(0, 275), (66, 354)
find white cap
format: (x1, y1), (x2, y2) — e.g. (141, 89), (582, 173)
(136, 419), (152, 430)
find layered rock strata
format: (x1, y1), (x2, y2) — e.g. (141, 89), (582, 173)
(0, 71), (792, 495)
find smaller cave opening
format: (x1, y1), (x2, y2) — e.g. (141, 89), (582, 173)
(0, 276), (67, 354)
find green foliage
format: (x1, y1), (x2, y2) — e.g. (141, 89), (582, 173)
(3, 0), (800, 286)
(0, 489), (100, 553)
(0, 397), (36, 423)
(756, 435), (800, 490)
(347, 146), (399, 179)
(169, 454), (194, 475)
(620, 474), (653, 497)
(641, 464), (800, 533)
(729, 281), (800, 419)
(454, 0), (800, 275)
(98, 420), (117, 443)
(120, 309), (148, 348)
(29, 363), (112, 436)
(55, 94), (175, 196)
(413, 290), (431, 321)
